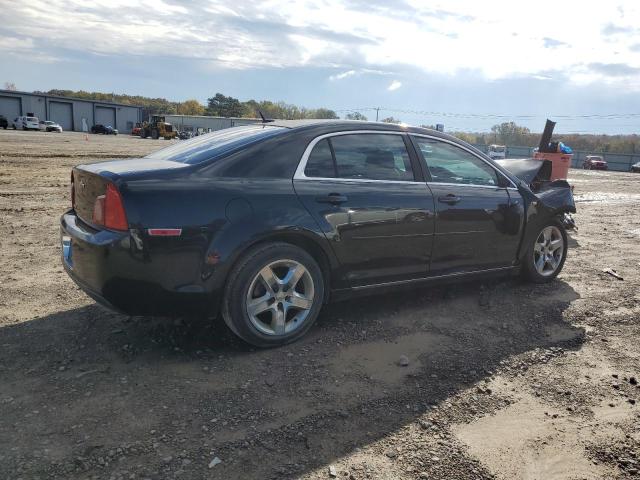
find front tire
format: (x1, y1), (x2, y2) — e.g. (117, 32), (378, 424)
(222, 243), (325, 348)
(522, 219), (567, 283)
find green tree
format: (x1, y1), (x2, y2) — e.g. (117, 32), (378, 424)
(307, 108), (339, 119)
(345, 112), (368, 121)
(176, 99), (205, 116)
(381, 116), (401, 124)
(490, 121), (531, 145)
(452, 132), (479, 144)
(206, 93), (244, 117)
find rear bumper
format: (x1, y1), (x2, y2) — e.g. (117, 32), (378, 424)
(60, 211), (215, 316)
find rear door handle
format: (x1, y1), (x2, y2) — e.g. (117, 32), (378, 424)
(438, 194), (461, 205)
(316, 193), (348, 205)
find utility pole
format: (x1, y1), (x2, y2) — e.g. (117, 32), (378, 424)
(375, 107), (380, 122)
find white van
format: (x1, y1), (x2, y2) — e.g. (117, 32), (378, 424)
(487, 144), (506, 160)
(12, 116), (40, 130)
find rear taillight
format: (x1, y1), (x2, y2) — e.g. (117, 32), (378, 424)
(92, 183), (128, 231)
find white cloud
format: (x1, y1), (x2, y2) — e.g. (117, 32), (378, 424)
(329, 70), (357, 81)
(387, 80), (402, 91)
(3, 0), (640, 89)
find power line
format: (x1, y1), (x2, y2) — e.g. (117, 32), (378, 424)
(333, 106), (640, 121)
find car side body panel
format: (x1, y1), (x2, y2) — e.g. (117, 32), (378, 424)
(61, 121), (575, 319)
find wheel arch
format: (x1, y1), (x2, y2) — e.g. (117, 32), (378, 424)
(216, 229), (338, 307)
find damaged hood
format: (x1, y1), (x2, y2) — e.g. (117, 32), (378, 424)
(496, 158), (576, 214)
(494, 158), (552, 185)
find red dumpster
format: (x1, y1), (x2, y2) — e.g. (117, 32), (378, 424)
(533, 152), (572, 181)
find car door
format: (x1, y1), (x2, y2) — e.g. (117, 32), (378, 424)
(293, 131), (435, 288)
(411, 135), (523, 275)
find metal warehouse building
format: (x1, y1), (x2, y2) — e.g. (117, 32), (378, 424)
(0, 89), (142, 133)
(163, 114), (262, 133)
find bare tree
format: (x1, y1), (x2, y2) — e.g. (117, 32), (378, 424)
(4, 82), (17, 91)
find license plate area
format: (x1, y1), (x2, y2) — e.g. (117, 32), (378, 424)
(62, 235), (73, 267)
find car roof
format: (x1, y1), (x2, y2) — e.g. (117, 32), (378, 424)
(264, 119), (460, 141)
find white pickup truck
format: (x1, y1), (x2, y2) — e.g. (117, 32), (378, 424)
(488, 144), (506, 160)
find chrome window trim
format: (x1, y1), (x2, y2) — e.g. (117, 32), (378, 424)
(293, 130), (419, 184)
(294, 177), (425, 185)
(293, 130), (519, 190)
(410, 133), (519, 189)
(426, 181), (512, 191)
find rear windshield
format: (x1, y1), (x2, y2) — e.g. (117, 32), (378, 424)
(145, 125), (286, 164)
(27, 117), (37, 122)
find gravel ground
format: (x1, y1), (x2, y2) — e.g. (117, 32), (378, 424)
(0, 130), (639, 480)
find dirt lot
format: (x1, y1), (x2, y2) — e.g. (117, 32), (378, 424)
(0, 130), (639, 480)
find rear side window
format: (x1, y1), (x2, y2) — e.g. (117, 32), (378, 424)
(304, 139), (335, 178)
(304, 133), (415, 181)
(145, 125), (286, 164)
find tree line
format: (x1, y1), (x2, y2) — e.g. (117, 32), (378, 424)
(24, 89), (640, 154)
(452, 121), (640, 154)
(34, 90), (340, 122)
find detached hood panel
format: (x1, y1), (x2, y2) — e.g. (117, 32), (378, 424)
(495, 158), (552, 185)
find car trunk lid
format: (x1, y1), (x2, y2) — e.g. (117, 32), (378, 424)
(72, 159), (190, 227)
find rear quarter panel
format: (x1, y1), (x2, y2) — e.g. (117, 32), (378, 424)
(121, 174), (336, 300)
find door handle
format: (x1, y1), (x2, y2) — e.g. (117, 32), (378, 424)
(438, 194), (461, 205)
(316, 193), (348, 205)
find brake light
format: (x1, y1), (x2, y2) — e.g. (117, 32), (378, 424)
(92, 183), (128, 231)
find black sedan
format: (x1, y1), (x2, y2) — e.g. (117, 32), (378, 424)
(91, 124), (118, 135)
(61, 121), (575, 347)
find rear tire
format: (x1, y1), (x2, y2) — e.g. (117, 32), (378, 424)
(222, 243), (325, 348)
(521, 219), (567, 283)
(151, 129), (159, 140)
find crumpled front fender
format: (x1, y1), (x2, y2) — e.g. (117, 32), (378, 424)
(534, 180), (576, 214)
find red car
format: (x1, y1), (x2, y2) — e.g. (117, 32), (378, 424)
(583, 155), (608, 170)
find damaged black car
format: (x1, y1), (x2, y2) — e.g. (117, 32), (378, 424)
(60, 121), (576, 347)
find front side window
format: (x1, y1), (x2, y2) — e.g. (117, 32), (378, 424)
(413, 137), (498, 186)
(305, 133), (414, 181)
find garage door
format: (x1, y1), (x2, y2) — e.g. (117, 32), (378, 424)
(95, 106), (116, 128)
(49, 101), (73, 131)
(0, 96), (21, 123)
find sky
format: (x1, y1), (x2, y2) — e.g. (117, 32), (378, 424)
(1, 0), (640, 133)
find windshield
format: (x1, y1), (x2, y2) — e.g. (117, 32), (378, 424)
(145, 125), (286, 164)
(27, 117), (38, 122)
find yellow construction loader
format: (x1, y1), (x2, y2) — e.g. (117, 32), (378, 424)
(140, 115), (177, 140)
